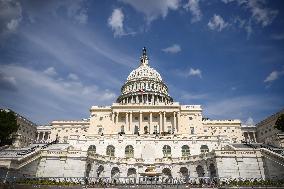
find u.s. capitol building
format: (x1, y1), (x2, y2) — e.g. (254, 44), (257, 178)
(0, 48), (283, 181)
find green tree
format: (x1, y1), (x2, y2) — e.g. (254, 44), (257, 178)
(275, 114), (284, 132)
(0, 110), (19, 145)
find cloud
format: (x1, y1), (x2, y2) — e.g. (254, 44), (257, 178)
(180, 93), (207, 100)
(0, 64), (116, 124)
(188, 68), (202, 78)
(6, 18), (21, 31)
(120, 0), (180, 23)
(0, 72), (17, 91)
(108, 8), (125, 37)
(162, 44), (181, 53)
(247, 0), (278, 27)
(271, 33), (284, 40)
(208, 14), (228, 31)
(204, 95), (283, 122)
(68, 73), (79, 80)
(183, 0), (202, 23)
(74, 10), (88, 24)
(43, 67), (57, 76)
(264, 69), (284, 83)
(0, 0), (22, 33)
(222, 0), (278, 28)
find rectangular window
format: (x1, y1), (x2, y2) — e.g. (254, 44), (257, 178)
(167, 126), (172, 133)
(99, 117), (103, 121)
(135, 117), (138, 120)
(166, 117), (170, 121)
(144, 116), (148, 120)
(189, 117), (193, 120)
(190, 127), (195, 134)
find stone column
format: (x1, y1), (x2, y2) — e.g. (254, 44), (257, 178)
(36, 133), (40, 143)
(129, 112), (132, 133)
(149, 112), (152, 134)
(176, 112), (180, 133)
(248, 132), (252, 142)
(253, 132), (257, 143)
(159, 112), (162, 133)
(115, 112), (119, 126)
(139, 111), (142, 133)
(125, 112), (129, 133)
(173, 112), (176, 133)
(163, 112), (166, 132)
(112, 112), (114, 121)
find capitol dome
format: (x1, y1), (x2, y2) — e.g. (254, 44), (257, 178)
(116, 47), (173, 104)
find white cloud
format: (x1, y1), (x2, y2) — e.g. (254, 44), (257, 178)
(74, 10), (88, 24)
(204, 95), (283, 122)
(264, 70), (284, 83)
(0, 64), (116, 124)
(184, 0), (202, 23)
(43, 67), (57, 76)
(247, 0), (278, 27)
(0, 0), (22, 33)
(271, 33), (284, 40)
(6, 18), (20, 31)
(108, 8), (125, 37)
(162, 44), (181, 54)
(181, 93), (207, 100)
(120, 0), (180, 23)
(208, 14), (228, 31)
(245, 117), (255, 126)
(222, 0), (278, 28)
(188, 68), (202, 78)
(68, 73), (79, 80)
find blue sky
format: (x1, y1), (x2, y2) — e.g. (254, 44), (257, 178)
(0, 0), (283, 125)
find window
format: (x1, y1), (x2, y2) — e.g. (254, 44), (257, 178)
(167, 126), (172, 133)
(121, 125), (125, 133)
(200, 145), (209, 153)
(99, 117), (103, 121)
(189, 117), (193, 120)
(144, 116), (148, 120)
(144, 126), (148, 134)
(154, 125), (158, 133)
(166, 116), (170, 121)
(163, 145), (171, 157)
(125, 145), (134, 158)
(190, 127), (195, 134)
(204, 129), (207, 132)
(106, 145), (115, 157)
(134, 125), (139, 134)
(135, 117), (138, 120)
(181, 145), (190, 157)
(98, 127), (103, 134)
(88, 145), (96, 153)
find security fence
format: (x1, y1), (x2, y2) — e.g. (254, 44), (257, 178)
(1, 176), (284, 188)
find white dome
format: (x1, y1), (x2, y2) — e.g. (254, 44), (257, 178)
(127, 65), (162, 82)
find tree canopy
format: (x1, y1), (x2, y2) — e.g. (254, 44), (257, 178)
(275, 114), (284, 132)
(0, 110), (19, 145)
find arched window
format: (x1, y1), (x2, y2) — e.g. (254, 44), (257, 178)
(162, 145), (171, 157)
(125, 145), (134, 158)
(200, 145), (209, 153)
(181, 145), (190, 157)
(88, 145), (96, 153)
(106, 145), (115, 157)
(144, 126), (148, 134)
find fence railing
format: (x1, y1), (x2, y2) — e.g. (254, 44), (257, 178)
(1, 176), (284, 187)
